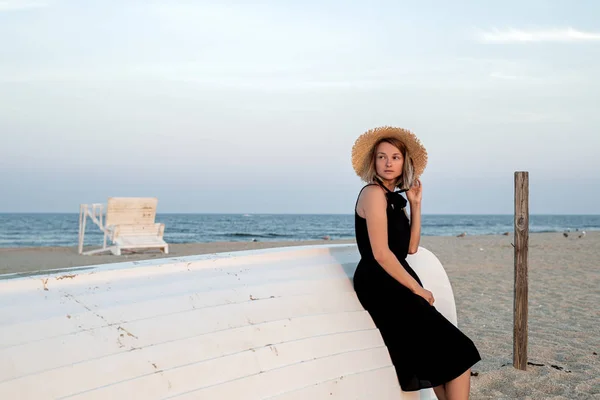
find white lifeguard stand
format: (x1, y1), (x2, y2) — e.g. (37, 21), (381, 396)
(78, 197), (169, 255)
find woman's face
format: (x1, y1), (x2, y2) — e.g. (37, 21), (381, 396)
(375, 141), (404, 181)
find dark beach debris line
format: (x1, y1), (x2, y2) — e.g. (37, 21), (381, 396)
(499, 361), (572, 373)
(527, 362), (544, 366)
(549, 364), (572, 372)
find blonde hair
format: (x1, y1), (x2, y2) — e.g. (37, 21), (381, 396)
(364, 137), (415, 191)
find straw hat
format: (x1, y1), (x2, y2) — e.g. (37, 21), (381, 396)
(351, 126), (428, 182)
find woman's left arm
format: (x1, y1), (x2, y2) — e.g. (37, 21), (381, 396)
(406, 179), (422, 254)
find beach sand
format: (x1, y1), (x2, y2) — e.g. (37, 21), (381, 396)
(1, 232), (598, 399)
(0, 239), (354, 276)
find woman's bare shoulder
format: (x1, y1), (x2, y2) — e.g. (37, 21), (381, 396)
(356, 184), (386, 218)
(359, 184), (385, 198)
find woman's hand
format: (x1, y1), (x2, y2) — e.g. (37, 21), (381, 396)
(406, 179), (422, 204)
(414, 286), (435, 305)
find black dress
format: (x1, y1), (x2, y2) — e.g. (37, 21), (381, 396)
(353, 183), (481, 391)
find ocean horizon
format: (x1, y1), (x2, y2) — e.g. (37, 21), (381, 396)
(0, 213), (598, 248)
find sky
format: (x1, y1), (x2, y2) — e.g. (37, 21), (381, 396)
(1, 0), (599, 214)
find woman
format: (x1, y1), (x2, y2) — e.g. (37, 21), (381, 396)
(351, 126), (481, 400)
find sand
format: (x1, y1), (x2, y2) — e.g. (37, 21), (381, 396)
(1, 232), (599, 399)
(0, 239), (355, 276)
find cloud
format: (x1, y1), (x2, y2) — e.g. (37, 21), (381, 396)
(0, 0), (48, 11)
(489, 72), (526, 80)
(488, 72), (547, 83)
(463, 110), (573, 125)
(477, 27), (600, 43)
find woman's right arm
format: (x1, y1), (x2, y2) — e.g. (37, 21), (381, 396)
(359, 186), (435, 305)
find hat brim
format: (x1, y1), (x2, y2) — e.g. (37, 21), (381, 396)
(351, 126), (428, 181)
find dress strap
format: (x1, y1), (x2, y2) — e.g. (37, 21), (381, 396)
(374, 176), (408, 194)
(373, 178), (408, 211)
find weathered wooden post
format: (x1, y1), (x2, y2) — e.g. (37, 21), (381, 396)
(514, 171), (529, 370)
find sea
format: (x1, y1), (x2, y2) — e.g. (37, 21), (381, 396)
(0, 213), (598, 248)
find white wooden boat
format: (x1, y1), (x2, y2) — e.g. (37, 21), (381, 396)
(0, 244), (456, 399)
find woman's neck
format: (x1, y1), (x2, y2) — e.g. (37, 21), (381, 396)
(376, 177), (395, 192)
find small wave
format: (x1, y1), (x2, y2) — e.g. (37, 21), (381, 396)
(529, 228), (599, 233)
(422, 223), (484, 228)
(228, 232), (292, 238)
